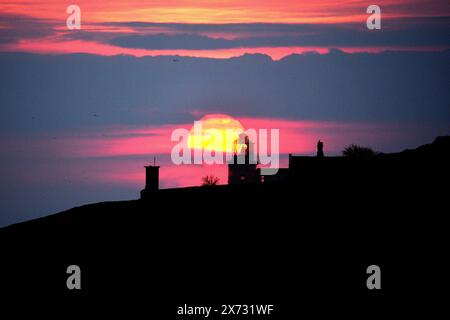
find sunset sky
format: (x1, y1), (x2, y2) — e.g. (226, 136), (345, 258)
(0, 0), (449, 226)
(1, 0), (449, 58)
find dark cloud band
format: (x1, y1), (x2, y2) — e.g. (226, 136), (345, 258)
(105, 17), (450, 50)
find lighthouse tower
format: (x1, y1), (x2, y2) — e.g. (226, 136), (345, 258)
(227, 133), (260, 185)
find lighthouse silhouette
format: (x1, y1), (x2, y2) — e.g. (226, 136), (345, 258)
(228, 133), (260, 185)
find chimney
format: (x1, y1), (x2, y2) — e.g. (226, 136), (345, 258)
(144, 165), (160, 191)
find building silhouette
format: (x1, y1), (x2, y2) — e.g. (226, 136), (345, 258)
(140, 164), (159, 199)
(228, 138), (328, 185)
(139, 136), (450, 199)
(228, 133), (260, 185)
(140, 139), (331, 198)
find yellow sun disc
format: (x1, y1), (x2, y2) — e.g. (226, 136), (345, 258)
(187, 114), (245, 153)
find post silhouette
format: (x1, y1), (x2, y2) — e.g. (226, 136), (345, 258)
(317, 140), (324, 158)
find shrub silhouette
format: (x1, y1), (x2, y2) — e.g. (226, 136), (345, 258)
(202, 175), (220, 186)
(342, 144), (378, 159)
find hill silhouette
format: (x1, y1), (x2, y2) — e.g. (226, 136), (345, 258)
(0, 137), (449, 299)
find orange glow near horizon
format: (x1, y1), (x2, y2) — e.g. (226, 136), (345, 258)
(1, 1), (436, 24)
(2, 116), (423, 190)
(35, 116), (401, 160)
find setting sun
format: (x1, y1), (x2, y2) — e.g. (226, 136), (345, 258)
(187, 114), (245, 153)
